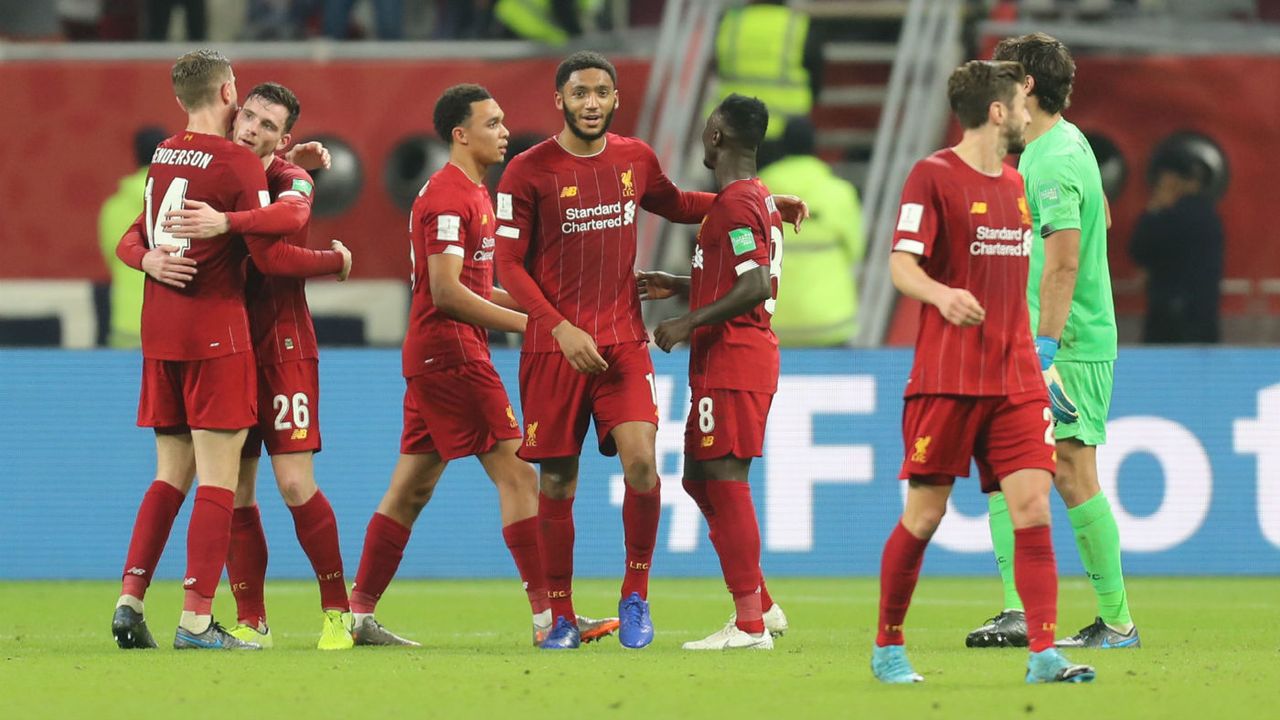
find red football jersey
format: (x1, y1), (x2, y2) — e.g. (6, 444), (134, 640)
(892, 149), (1042, 397)
(138, 132), (342, 361)
(495, 133), (713, 353)
(688, 178), (782, 394)
(243, 157), (318, 365)
(402, 162), (497, 377)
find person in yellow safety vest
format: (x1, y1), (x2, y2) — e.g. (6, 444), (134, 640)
(98, 127), (166, 348)
(495, 0), (603, 46)
(714, 0), (823, 142)
(758, 117), (863, 347)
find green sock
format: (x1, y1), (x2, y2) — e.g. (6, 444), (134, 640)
(987, 492), (1023, 611)
(1067, 491), (1133, 628)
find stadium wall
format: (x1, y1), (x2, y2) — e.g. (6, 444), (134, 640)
(2, 347), (1277, 580)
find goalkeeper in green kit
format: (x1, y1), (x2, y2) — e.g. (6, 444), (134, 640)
(967, 33), (1139, 650)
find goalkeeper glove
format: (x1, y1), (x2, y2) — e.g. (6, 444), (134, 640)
(1036, 335), (1078, 425)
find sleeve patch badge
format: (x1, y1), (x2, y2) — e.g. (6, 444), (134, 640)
(729, 227), (756, 256)
(291, 178), (313, 196)
(496, 192), (513, 221)
(896, 203), (923, 233)
(437, 214), (461, 242)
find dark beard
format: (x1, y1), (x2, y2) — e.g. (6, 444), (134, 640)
(563, 106), (615, 142)
(1005, 127), (1026, 155)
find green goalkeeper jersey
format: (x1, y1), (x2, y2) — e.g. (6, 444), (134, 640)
(1020, 117), (1117, 361)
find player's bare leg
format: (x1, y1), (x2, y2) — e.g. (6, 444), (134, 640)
(269, 451), (353, 649)
(1053, 440), (1137, 647)
(113, 432), (195, 649)
(872, 479), (949, 683)
(682, 456), (773, 651)
(534, 456), (582, 648)
(1000, 469), (1095, 683)
(173, 428), (260, 649)
(350, 452), (447, 647)
(611, 421), (660, 649)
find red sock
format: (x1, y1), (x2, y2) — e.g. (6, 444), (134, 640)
(120, 480), (186, 599)
(684, 477), (777, 613)
(289, 490), (349, 612)
(705, 480), (764, 634)
(621, 480), (661, 600)
(759, 579), (775, 613)
(876, 521), (929, 646)
(503, 516), (550, 614)
(1013, 525), (1058, 652)
(226, 505), (269, 625)
(350, 512), (410, 614)
(537, 493), (576, 624)
(181, 485), (235, 613)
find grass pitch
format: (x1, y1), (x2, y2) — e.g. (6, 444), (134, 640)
(1, 577), (1276, 719)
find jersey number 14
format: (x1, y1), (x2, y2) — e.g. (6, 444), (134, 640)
(144, 177), (191, 256)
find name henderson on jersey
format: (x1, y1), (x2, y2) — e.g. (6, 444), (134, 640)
(149, 146), (214, 170)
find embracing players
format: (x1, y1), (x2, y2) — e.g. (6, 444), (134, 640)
(110, 50), (349, 650)
(495, 51), (805, 650)
(965, 33), (1137, 651)
(637, 94), (785, 651)
(159, 82), (354, 650)
(869, 60), (1095, 684)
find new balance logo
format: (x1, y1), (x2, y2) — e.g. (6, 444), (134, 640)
(560, 186), (578, 198)
(126, 567), (147, 576)
(183, 577), (197, 587)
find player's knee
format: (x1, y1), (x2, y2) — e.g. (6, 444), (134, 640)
(276, 475), (317, 506)
(1007, 494), (1051, 527)
(621, 455), (657, 490)
(903, 505), (945, 538)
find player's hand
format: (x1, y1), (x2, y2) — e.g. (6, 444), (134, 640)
(1036, 336), (1079, 424)
(141, 244), (197, 288)
(163, 200), (229, 239)
(286, 141), (331, 171)
(552, 320), (608, 374)
(773, 194), (809, 233)
(653, 316), (693, 352)
(332, 239), (352, 281)
(934, 287), (985, 326)
(636, 270), (679, 301)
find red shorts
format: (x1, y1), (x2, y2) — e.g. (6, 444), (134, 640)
(683, 388), (773, 461)
(899, 391), (1055, 492)
(137, 352), (257, 431)
(242, 359), (322, 459)
(400, 360), (522, 460)
(517, 341), (658, 461)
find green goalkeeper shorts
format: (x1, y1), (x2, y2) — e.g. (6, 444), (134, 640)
(1052, 360), (1113, 446)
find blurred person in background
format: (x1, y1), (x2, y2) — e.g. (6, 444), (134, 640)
(98, 126), (168, 348)
(323, 0), (403, 39)
(1129, 154), (1224, 344)
(146, 0), (206, 40)
(495, 0), (600, 45)
(759, 117), (863, 347)
(713, 0), (823, 159)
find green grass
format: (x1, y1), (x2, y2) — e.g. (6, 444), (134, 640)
(2, 577), (1276, 719)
